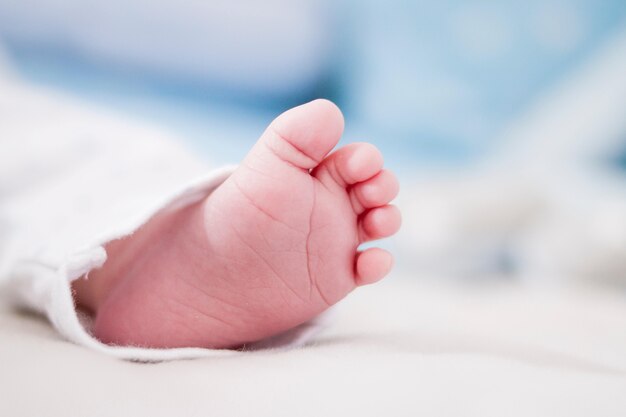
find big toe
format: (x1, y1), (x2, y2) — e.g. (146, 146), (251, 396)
(245, 99), (344, 171)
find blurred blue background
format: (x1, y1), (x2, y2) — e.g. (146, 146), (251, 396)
(2, 0), (624, 173)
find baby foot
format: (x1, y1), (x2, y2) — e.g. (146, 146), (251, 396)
(74, 99), (401, 349)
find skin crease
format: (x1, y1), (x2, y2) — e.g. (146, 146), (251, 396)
(72, 99), (401, 349)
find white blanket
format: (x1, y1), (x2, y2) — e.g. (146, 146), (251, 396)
(1, 280), (625, 416)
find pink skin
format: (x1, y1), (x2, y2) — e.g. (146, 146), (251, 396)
(73, 99), (401, 349)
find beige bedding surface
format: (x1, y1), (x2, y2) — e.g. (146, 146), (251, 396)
(1, 277), (625, 417)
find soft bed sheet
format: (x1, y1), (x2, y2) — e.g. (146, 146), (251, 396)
(1, 279), (625, 417)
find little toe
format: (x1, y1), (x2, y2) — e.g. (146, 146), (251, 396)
(355, 248), (394, 286)
(350, 169), (399, 214)
(245, 99), (344, 171)
(312, 142), (384, 190)
(359, 205), (402, 242)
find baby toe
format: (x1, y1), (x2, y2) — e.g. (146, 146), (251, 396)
(312, 142), (383, 189)
(248, 99), (344, 172)
(342, 143), (384, 184)
(355, 248), (394, 285)
(350, 169), (399, 214)
(359, 205), (402, 242)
